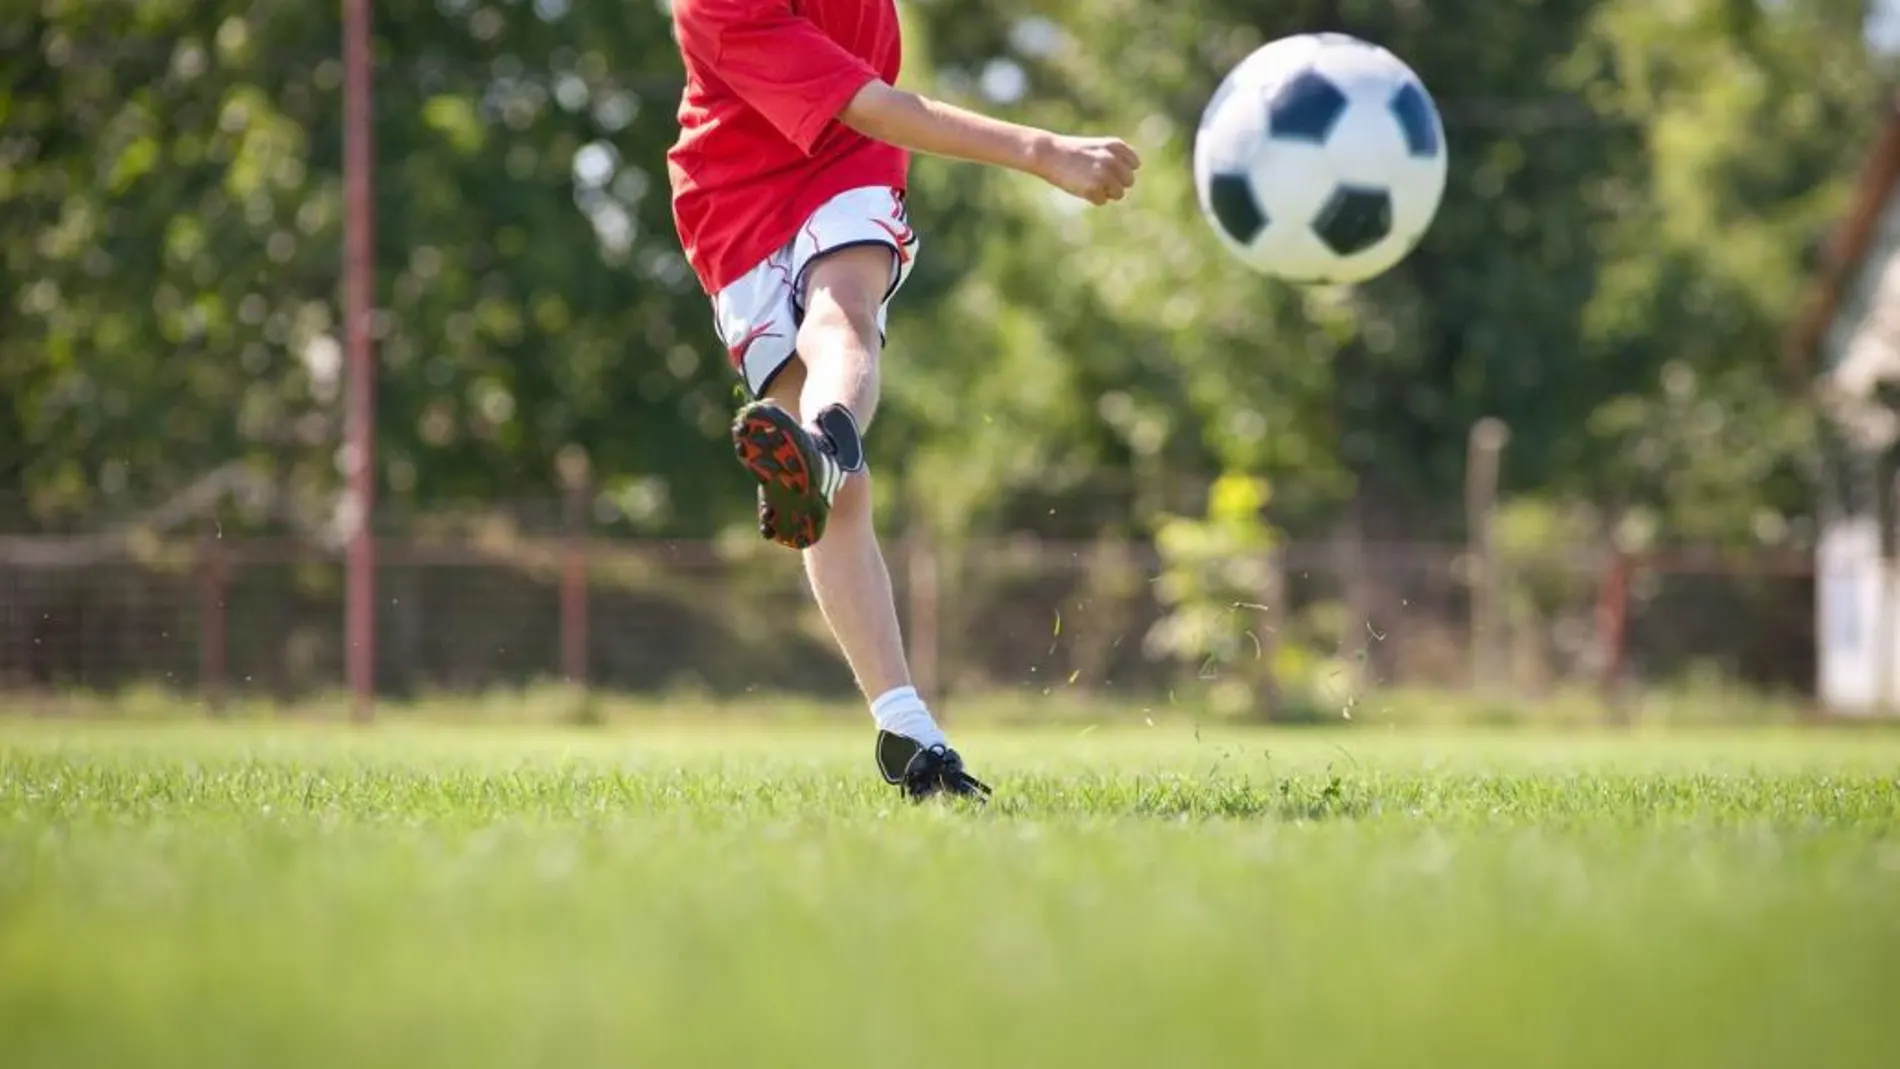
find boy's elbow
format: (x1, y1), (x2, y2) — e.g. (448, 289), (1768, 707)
(838, 79), (904, 139)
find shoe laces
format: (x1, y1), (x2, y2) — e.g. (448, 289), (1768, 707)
(906, 744), (993, 798)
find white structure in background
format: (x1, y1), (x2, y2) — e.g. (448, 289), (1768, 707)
(1818, 517), (1887, 711)
(1805, 108), (1900, 716)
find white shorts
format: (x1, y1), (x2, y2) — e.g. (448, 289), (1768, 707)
(711, 184), (921, 397)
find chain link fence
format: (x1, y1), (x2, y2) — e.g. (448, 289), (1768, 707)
(0, 509), (1815, 709)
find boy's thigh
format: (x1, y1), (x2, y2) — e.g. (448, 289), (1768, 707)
(791, 185), (920, 315)
(710, 185), (921, 399)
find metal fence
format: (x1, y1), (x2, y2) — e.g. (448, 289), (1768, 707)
(0, 519), (1816, 708)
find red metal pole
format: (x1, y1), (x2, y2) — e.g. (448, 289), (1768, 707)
(561, 545), (588, 685)
(343, 0), (376, 722)
(562, 478), (589, 686)
(199, 533), (227, 714)
(1596, 550), (1632, 703)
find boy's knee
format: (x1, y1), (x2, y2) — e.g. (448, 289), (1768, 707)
(801, 247), (892, 344)
(803, 290), (879, 344)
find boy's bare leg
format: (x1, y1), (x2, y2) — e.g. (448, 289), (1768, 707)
(730, 245), (987, 800)
(756, 360), (911, 716)
(784, 247), (943, 735)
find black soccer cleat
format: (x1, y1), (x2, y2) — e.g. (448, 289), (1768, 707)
(875, 730), (992, 803)
(730, 400), (858, 550)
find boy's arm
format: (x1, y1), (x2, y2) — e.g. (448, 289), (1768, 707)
(839, 80), (1140, 206)
(673, 0), (1137, 204)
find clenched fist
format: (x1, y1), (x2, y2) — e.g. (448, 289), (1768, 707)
(1031, 134), (1142, 206)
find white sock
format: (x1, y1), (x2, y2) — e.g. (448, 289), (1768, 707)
(869, 686), (946, 749)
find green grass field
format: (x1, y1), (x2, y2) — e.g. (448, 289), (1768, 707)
(3, 716), (1898, 1068)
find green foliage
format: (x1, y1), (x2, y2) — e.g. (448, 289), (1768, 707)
(1147, 472), (1287, 716)
(905, 0), (1884, 540)
(0, 0), (1888, 546)
(1, 0), (736, 534)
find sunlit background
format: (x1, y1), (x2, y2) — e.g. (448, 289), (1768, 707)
(7, 7), (1900, 1068)
(5, 0), (1900, 721)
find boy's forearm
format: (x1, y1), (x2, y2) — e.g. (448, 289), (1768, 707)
(839, 81), (1052, 178)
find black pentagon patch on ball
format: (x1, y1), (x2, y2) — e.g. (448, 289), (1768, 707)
(1267, 69), (1348, 143)
(1388, 82), (1440, 158)
(1312, 185), (1392, 257)
(1208, 172), (1267, 244)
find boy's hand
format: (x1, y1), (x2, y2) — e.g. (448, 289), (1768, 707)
(1031, 134), (1141, 205)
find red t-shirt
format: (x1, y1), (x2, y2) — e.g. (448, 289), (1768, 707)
(667, 0), (910, 295)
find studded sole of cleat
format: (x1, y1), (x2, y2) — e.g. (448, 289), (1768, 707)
(732, 407), (826, 550)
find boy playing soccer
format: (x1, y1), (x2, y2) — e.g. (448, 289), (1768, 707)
(666, 0), (1139, 801)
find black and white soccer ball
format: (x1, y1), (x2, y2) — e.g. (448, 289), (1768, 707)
(1192, 33), (1447, 285)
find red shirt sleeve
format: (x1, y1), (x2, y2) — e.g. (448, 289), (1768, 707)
(675, 0), (883, 156)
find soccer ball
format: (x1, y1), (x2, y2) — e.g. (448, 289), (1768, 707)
(1192, 33), (1447, 285)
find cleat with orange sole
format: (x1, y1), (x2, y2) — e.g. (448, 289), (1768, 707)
(731, 400), (842, 550)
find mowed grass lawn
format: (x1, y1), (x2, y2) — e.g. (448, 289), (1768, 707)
(2, 717), (1898, 1069)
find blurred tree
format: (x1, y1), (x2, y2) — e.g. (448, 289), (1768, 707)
(1, 0), (740, 536)
(1566, 0), (1881, 544)
(900, 0), (1884, 545)
(0, 0), (1886, 551)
